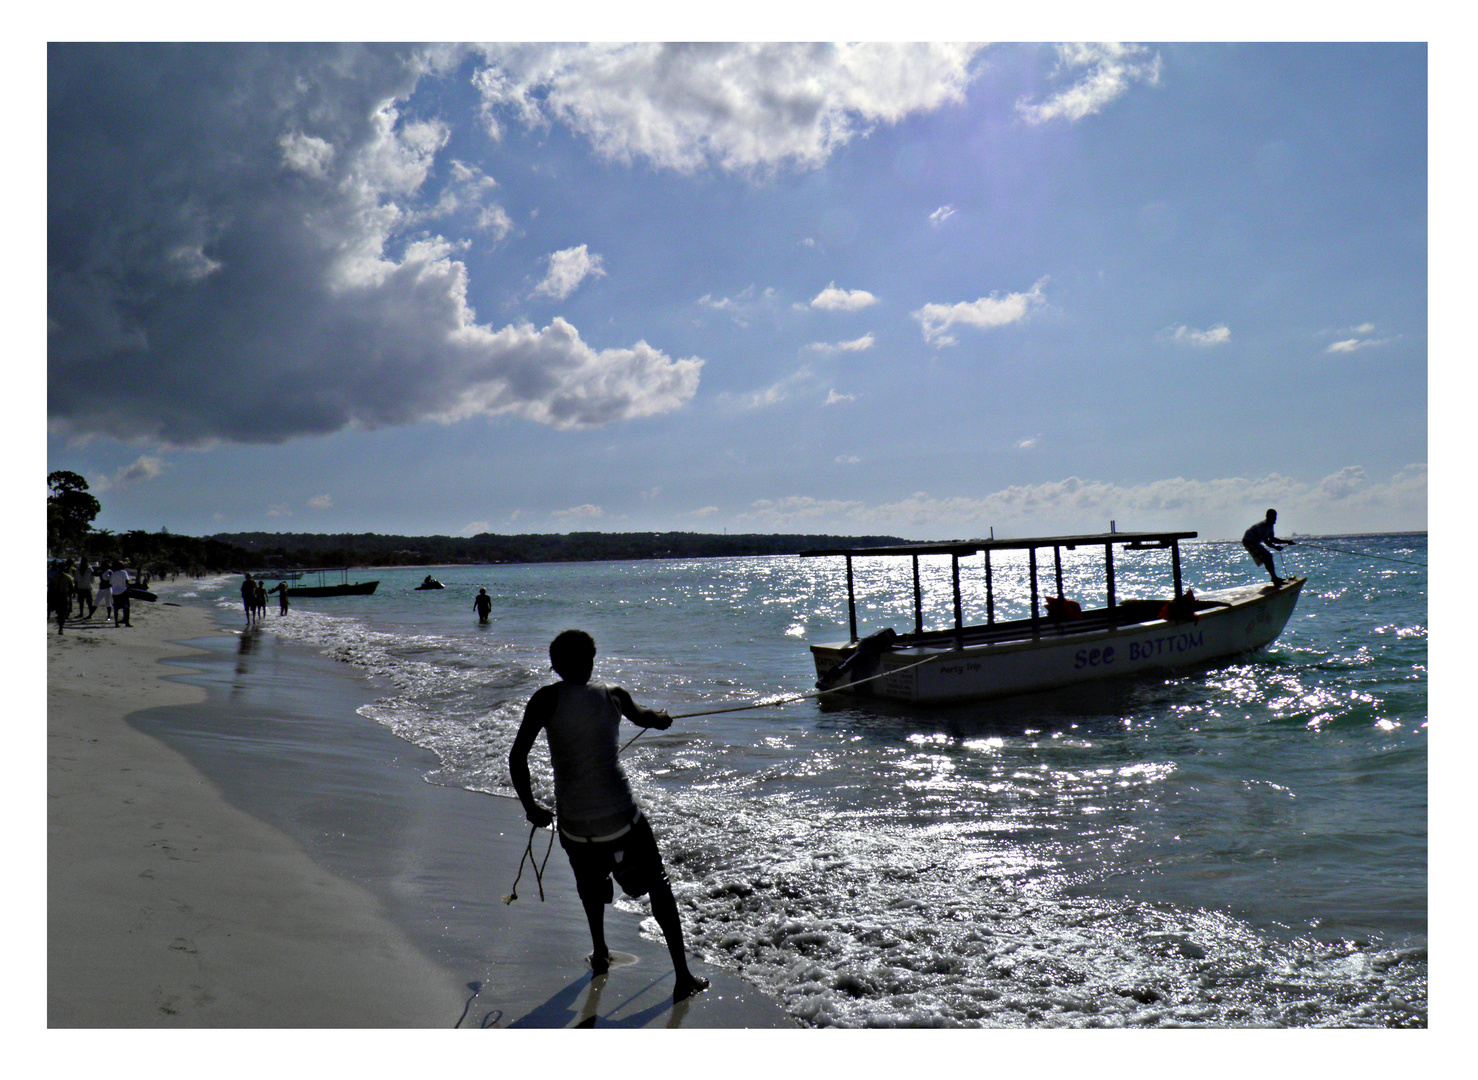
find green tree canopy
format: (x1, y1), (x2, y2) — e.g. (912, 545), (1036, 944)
(47, 470), (101, 553)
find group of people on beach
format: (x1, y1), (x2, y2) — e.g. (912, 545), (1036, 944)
(46, 557), (135, 634)
(240, 573), (288, 621)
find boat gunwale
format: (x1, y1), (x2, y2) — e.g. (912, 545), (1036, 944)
(810, 577), (1303, 660)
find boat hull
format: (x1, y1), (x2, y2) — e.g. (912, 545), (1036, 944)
(810, 578), (1304, 704)
(286, 581), (379, 597)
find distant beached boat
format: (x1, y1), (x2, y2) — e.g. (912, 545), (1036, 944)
(285, 567), (379, 598)
(803, 530), (1304, 705)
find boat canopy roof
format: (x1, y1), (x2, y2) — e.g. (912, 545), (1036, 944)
(801, 530), (1198, 559)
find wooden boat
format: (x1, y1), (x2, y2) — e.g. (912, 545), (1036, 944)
(802, 530), (1303, 705)
(285, 567), (379, 598)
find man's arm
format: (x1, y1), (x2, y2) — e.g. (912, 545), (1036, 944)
(509, 687), (556, 828)
(609, 686), (672, 730)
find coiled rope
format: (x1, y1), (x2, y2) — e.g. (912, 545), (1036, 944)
(504, 649), (941, 903)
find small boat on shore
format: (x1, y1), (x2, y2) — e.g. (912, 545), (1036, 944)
(802, 530), (1303, 705)
(285, 567), (379, 598)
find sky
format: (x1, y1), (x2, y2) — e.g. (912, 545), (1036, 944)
(45, 37), (1430, 544)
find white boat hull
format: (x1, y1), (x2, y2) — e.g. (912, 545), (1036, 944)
(810, 578), (1304, 705)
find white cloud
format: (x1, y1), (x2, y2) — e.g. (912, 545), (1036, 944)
(929, 205), (956, 226)
(1325, 324), (1395, 354)
(266, 503), (293, 517)
(811, 283), (878, 312)
(535, 243), (607, 300)
(459, 520), (492, 536)
(736, 366), (814, 410)
(913, 277), (1048, 346)
(1017, 43), (1161, 125)
(1316, 465), (1365, 500)
(807, 333), (875, 354)
(825, 389), (858, 406)
(93, 454), (166, 492)
(279, 131), (336, 178)
(835, 455), (861, 465)
(1167, 323), (1231, 346)
(735, 466), (1425, 539)
(738, 495), (865, 527)
(697, 285), (778, 327)
(307, 494), (333, 509)
(1017, 437), (1038, 450)
(684, 506), (721, 518)
(552, 503), (604, 521)
(473, 42), (985, 174)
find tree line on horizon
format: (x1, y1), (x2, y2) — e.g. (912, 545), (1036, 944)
(49, 471), (909, 573)
(210, 529), (912, 568)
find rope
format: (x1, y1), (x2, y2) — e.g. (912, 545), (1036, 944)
(509, 649), (941, 899)
(617, 651), (943, 754)
(1289, 540), (1426, 568)
(503, 821), (557, 905)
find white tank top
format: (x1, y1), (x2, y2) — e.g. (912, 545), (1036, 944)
(544, 681), (637, 832)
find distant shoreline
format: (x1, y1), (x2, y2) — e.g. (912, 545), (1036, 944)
(217, 528), (1427, 572)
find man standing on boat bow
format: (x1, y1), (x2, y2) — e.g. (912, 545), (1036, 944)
(509, 629), (710, 1002)
(1243, 509), (1292, 586)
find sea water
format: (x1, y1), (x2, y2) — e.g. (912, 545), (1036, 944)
(170, 535), (1426, 1027)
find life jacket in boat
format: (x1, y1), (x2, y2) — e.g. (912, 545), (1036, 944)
(1159, 590), (1199, 623)
(1046, 596), (1082, 621)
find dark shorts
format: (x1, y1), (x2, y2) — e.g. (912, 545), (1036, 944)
(558, 811), (668, 902)
(1243, 539), (1271, 567)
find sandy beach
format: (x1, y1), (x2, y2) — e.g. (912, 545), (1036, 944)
(46, 588), (793, 1029)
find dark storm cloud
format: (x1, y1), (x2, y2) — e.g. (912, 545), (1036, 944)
(47, 43), (701, 448)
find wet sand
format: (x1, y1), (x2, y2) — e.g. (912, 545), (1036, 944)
(46, 587), (792, 1030)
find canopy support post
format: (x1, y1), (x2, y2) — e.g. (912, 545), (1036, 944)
(912, 554), (923, 635)
(845, 555), (857, 643)
(951, 554), (964, 649)
(984, 550), (995, 626)
(1029, 547), (1040, 637)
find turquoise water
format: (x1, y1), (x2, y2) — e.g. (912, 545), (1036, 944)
(170, 534), (1426, 1027)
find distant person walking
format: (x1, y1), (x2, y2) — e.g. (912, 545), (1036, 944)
(96, 568), (113, 622)
(49, 561), (74, 634)
(109, 560), (131, 627)
(254, 579), (268, 619)
(241, 573), (256, 621)
(1242, 509), (1292, 587)
(275, 581), (290, 616)
(473, 587), (492, 624)
(509, 629), (710, 1002)
(74, 559), (96, 618)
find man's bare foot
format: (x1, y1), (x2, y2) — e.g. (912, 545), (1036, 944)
(587, 951), (611, 975)
(673, 974), (710, 1001)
